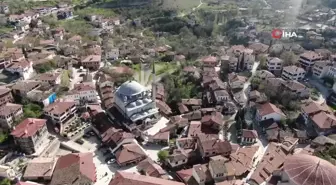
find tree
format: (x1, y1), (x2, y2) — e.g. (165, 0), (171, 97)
(280, 51), (297, 66)
(0, 178), (11, 185)
(0, 132), (8, 144)
(157, 150), (169, 161)
(257, 55), (267, 70)
(23, 103), (43, 118)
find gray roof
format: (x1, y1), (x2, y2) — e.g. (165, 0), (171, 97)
(116, 80), (145, 96)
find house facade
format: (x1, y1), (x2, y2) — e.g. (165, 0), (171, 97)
(81, 55), (101, 70)
(0, 103), (23, 130)
(256, 102), (286, 122)
(299, 51), (323, 69)
(11, 118), (49, 154)
(0, 87), (14, 107)
(5, 60), (34, 80)
(65, 83), (98, 105)
(281, 65), (306, 81)
(267, 57), (283, 73)
(43, 101), (77, 127)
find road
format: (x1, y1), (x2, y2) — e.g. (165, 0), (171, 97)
(242, 61), (260, 104)
(306, 77), (331, 104)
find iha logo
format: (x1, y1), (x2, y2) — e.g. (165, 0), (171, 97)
(271, 29), (297, 39)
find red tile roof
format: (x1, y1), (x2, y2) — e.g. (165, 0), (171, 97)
(115, 143), (147, 165)
(311, 111), (336, 129)
(50, 153), (96, 185)
(258, 102), (285, 117)
(0, 103), (22, 117)
(109, 171), (184, 185)
(242, 129), (258, 139)
(44, 101), (76, 115)
(11, 118), (46, 138)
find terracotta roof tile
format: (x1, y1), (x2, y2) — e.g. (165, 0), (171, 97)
(311, 111), (336, 129)
(11, 118), (46, 138)
(44, 101), (76, 115)
(109, 171), (184, 185)
(50, 153), (96, 185)
(115, 143), (147, 165)
(242, 129), (258, 138)
(23, 157), (56, 179)
(258, 102), (285, 117)
(0, 103), (22, 117)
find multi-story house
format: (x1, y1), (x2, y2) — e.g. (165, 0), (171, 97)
(267, 57), (283, 73)
(301, 101), (336, 135)
(240, 49), (255, 71)
(299, 51), (322, 69)
(11, 81), (41, 97)
(281, 80), (310, 98)
(11, 118), (49, 154)
(0, 87), (14, 107)
(35, 72), (61, 85)
(208, 155), (234, 182)
(192, 164), (212, 185)
(5, 60), (34, 80)
(313, 60), (336, 79)
(43, 101), (77, 130)
(197, 135), (232, 158)
(228, 73), (247, 89)
(81, 55), (101, 70)
(0, 103), (23, 130)
(220, 55), (238, 72)
(281, 65), (306, 81)
(65, 83), (98, 105)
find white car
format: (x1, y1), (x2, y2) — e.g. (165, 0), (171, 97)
(107, 159), (115, 164)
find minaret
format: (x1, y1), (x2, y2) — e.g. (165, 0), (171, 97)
(151, 60), (156, 103)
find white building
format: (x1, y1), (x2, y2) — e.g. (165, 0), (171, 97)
(267, 57), (283, 73)
(114, 80), (158, 123)
(0, 103), (23, 130)
(242, 49), (255, 71)
(256, 102), (286, 122)
(312, 60), (336, 79)
(281, 65), (306, 81)
(65, 83), (98, 105)
(299, 51), (323, 69)
(5, 60), (34, 80)
(43, 101), (77, 126)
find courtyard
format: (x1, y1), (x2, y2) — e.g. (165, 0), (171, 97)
(78, 132), (166, 185)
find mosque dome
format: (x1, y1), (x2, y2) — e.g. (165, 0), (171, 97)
(143, 98), (150, 104)
(283, 154), (336, 185)
(128, 102), (136, 108)
(117, 81), (145, 96)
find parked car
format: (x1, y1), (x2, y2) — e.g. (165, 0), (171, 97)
(75, 139), (84, 145)
(107, 159), (115, 164)
(105, 156), (114, 162)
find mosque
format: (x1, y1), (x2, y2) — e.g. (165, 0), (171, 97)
(113, 62), (159, 129)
